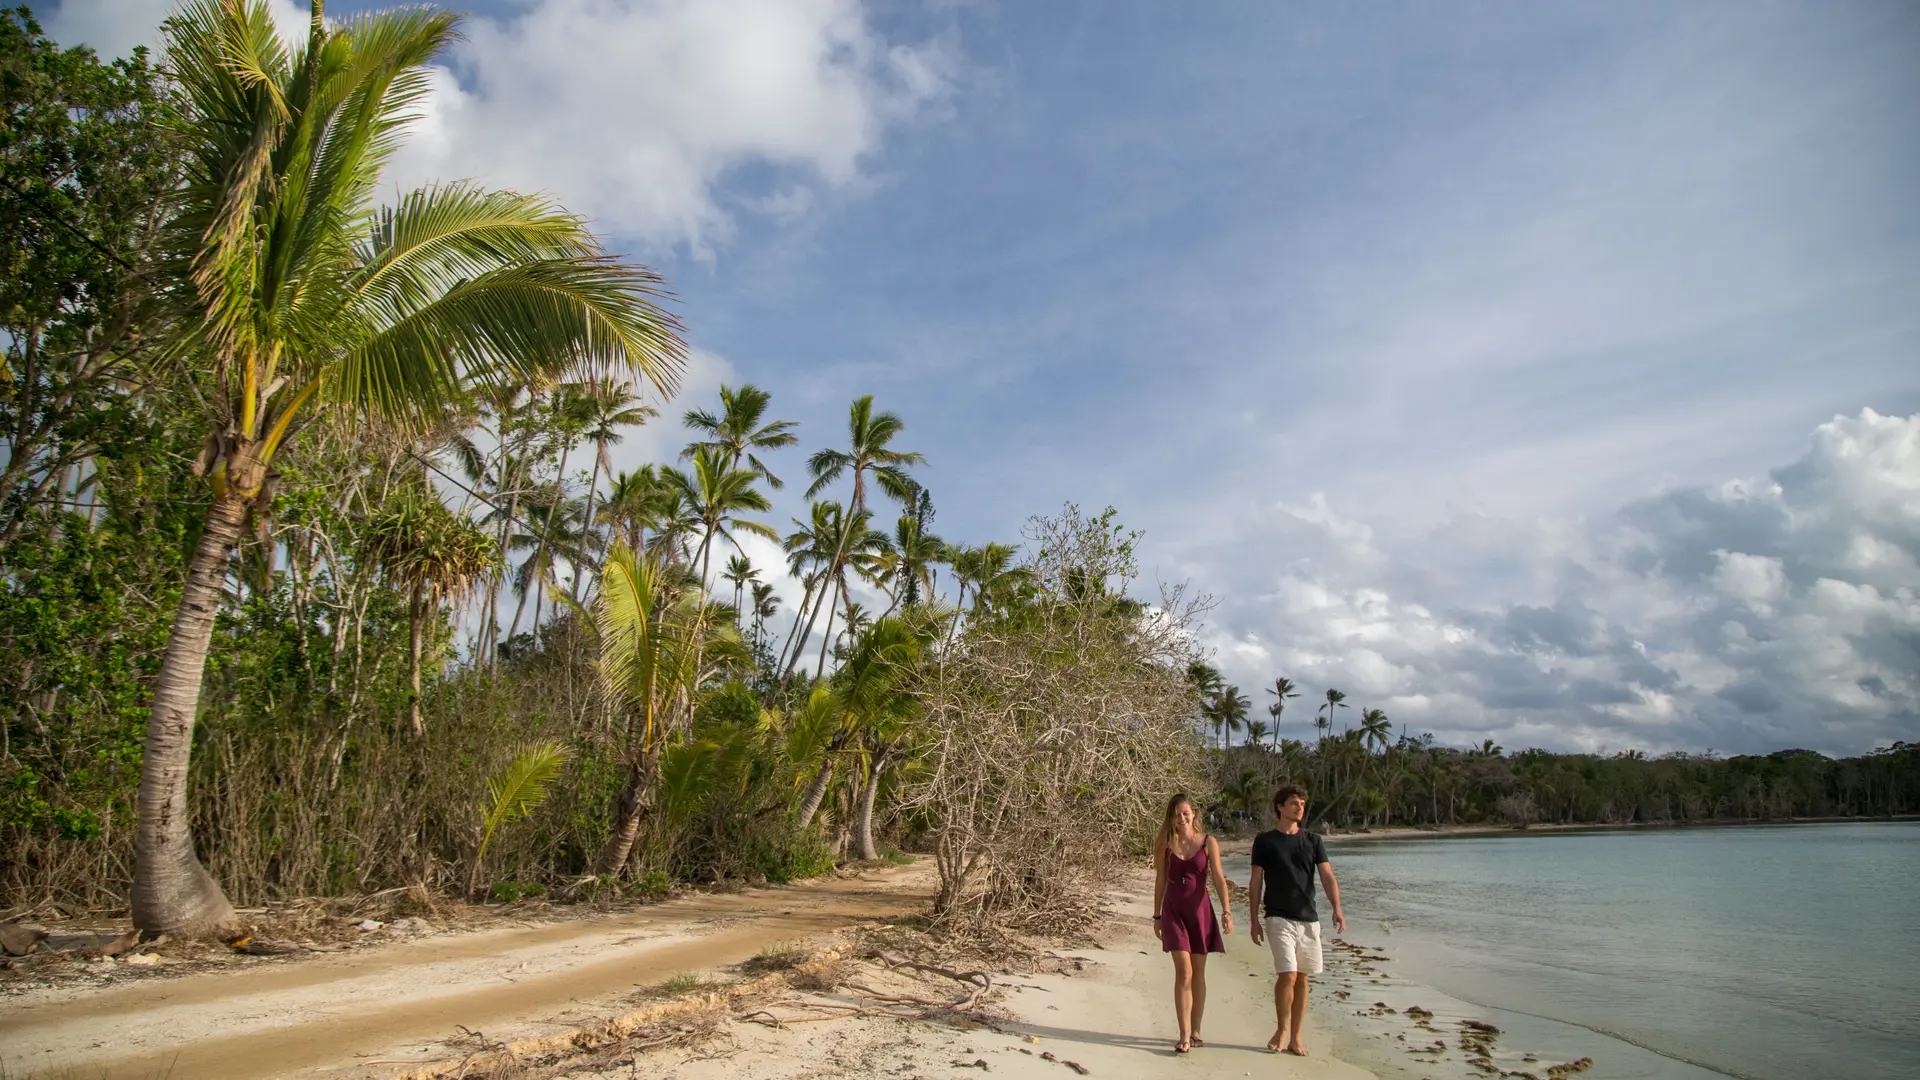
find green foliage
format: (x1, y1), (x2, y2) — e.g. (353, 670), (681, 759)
(489, 880), (545, 903)
(471, 740), (571, 897)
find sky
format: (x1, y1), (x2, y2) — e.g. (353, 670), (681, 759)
(48, 0), (1920, 756)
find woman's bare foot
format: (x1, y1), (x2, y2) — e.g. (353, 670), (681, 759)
(1284, 1042), (1310, 1057)
(1190, 1036), (1205, 1047)
(1266, 1031), (1287, 1053)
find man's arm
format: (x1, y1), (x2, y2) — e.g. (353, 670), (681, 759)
(1317, 861), (1346, 935)
(1248, 865), (1265, 944)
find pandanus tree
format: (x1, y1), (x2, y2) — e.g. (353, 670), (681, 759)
(133, 0), (682, 935)
(361, 488), (497, 737)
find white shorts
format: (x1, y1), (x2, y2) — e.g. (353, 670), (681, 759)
(1264, 916), (1323, 975)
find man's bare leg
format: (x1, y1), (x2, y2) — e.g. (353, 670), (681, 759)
(1285, 972), (1311, 1055)
(1189, 952), (1209, 1045)
(1268, 972), (1293, 1052)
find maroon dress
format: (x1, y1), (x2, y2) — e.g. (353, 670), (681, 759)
(1160, 839), (1226, 954)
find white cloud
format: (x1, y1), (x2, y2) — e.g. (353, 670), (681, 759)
(47, 0), (308, 61)
(1180, 410), (1920, 756)
(390, 0), (957, 255)
(49, 0), (955, 257)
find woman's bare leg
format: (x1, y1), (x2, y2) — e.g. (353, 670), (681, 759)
(1171, 951), (1194, 1047)
(1189, 952), (1209, 1044)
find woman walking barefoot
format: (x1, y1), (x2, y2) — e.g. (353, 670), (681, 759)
(1152, 793), (1234, 1053)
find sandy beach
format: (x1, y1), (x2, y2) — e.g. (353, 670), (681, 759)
(1, 858), (1387, 1080)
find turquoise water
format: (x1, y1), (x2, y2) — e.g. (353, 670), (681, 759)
(1231, 823), (1919, 1080)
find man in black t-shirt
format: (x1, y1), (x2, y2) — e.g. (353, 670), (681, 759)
(1247, 783), (1345, 1057)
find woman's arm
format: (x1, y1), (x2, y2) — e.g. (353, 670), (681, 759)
(1152, 844), (1168, 925)
(1205, 836), (1234, 932)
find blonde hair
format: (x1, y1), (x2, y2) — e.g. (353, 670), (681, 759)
(1154, 792), (1195, 857)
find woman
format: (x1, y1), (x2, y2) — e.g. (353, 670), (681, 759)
(1152, 792), (1233, 1053)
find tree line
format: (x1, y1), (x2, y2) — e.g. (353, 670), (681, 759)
(1190, 669), (1920, 829)
(1, 2), (1202, 939)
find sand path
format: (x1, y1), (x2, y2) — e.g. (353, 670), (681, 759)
(0, 862), (933, 1080)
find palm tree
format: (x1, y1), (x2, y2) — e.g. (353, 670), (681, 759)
(1245, 719), (1270, 750)
(868, 514), (945, 616)
(1359, 708), (1392, 755)
(1265, 676), (1300, 749)
(748, 581), (780, 655)
(683, 383), (798, 488)
(721, 553), (757, 621)
(1317, 688), (1349, 736)
(362, 489), (497, 737)
(572, 378), (658, 598)
(134, 0), (682, 936)
(837, 617), (927, 859)
(1213, 685), (1251, 749)
(662, 445), (778, 586)
(804, 395), (923, 644)
(590, 543), (737, 875)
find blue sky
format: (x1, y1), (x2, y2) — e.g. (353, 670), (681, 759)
(51, 0), (1920, 755)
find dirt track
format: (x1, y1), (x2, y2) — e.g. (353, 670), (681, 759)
(0, 862), (933, 1080)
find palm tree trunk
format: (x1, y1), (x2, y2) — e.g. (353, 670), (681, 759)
(795, 755), (837, 829)
(853, 748), (889, 860)
(573, 446), (605, 603)
(133, 493), (247, 937)
(597, 750), (658, 876)
(815, 588), (839, 677)
(407, 583), (426, 738)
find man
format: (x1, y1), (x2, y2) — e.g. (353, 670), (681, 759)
(1248, 784), (1345, 1056)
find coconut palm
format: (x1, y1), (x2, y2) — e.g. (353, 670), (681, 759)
(1265, 676), (1300, 749)
(362, 489), (497, 737)
(572, 377), (659, 597)
(1244, 719), (1270, 750)
(589, 542), (719, 875)
(867, 514), (945, 616)
(1213, 684), (1251, 749)
(135, 0), (683, 936)
(1317, 688), (1349, 736)
(1359, 708), (1392, 755)
(661, 445), (778, 587)
(803, 395), (923, 646)
(836, 616), (927, 859)
(683, 383), (798, 488)
(720, 552), (758, 621)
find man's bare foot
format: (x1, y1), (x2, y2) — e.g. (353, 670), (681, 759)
(1284, 1042), (1310, 1057)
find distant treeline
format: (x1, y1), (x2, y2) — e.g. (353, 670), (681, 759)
(1188, 668), (1917, 828)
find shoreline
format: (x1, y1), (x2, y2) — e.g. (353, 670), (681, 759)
(1214, 813), (1920, 851)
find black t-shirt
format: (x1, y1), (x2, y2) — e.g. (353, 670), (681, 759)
(1251, 828), (1329, 922)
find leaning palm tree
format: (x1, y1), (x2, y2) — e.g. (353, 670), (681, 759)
(133, 0), (683, 936)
